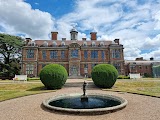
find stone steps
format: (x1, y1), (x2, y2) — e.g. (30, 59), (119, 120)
(68, 75), (84, 79)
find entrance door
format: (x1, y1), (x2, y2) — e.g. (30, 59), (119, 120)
(71, 65), (78, 76)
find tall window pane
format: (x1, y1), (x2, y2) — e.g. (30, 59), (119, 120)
(112, 49), (120, 58)
(42, 50), (46, 59)
(91, 50), (98, 59)
(61, 51), (65, 59)
(101, 51), (105, 59)
(50, 50), (57, 59)
(71, 49), (78, 58)
(95, 51), (98, 58)
(26, 64), (34, 75)
(42, 64), (46, 68)
(113, 63), (121, 73)
(84, 64), (88, 68)
(27, 49), (34, 58)
(92, 63), (97, 69)
(84, 50), (88, 59)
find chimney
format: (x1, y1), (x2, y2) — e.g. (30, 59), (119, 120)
(150, 57), (154, 61)
(51, 32), (58, 40)
(82, 38), (86, 41)
(62, 38), (66, 41)
(90, 32), (97, 40)
(25, 38), (32, 45)
(114, 39), (119, 45)
(136, 57), (143, 61)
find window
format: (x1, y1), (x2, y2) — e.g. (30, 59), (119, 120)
(84, 64), (88, 68)
(27, 49), (34, 58)
(100, 42), (104, 46)
(112, 49), (120, 58)
(71, 49), (78, 58)
(92, 64), (97, 69)
(101, 51), (105, 59)
(61, 41), (65, 46)
(84, 50), (88, 59)
(92, 41), (96, 47)
(84, 64), (88, 74)
(26, 64), (34, 75)
(91, 50), (98, 59)
(61, 51), (65, 59)
(42, 50), (46, 59)
(50, 50), (57, 59)
(31, 41), (36, 46)
(130, 65), (136, 70)
(83, 42), (87, 46)
(114, 63), (121, 73)
(139, 65), (142, 69)
(42, 64), (46, 68)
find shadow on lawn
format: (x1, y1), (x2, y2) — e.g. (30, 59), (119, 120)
(27, 86), (48, 91)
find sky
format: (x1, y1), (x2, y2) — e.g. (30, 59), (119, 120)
(0, 0), (160, 60)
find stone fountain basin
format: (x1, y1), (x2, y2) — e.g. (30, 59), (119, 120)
(42, 93), (128, 114)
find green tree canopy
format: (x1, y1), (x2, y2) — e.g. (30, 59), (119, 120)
(0, 33), (24, 77)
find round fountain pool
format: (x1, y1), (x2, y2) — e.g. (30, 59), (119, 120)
(43, 93), (128, 114)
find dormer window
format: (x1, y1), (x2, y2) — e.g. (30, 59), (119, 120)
(52, 41), (57, 47)
(92, 41), (96, 47)
(100, 42), (104, 46)
(43, 41), (48, 47)
(31, 41), (36, 46)
(61, 41), (65, 46)
(28, 42), (31, 46)
(83, 41), (87, 46)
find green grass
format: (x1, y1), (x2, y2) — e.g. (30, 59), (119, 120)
(0, 82), (55, 102)
(1, 79), (160, 102)
(27, 77), (40, 81)
(103, 80), (160, 97)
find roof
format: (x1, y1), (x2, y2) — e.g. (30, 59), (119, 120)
(125, 60), (160, 65)
(27, 40), (113, 46)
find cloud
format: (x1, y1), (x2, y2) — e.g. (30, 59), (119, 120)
(0, 0), (160, 60)
(35, 3), (39, 5)
(0, 0), (54, 39)
(141, 48), (160, 60)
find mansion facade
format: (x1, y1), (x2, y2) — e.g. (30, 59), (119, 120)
(21, 28), (124, 78)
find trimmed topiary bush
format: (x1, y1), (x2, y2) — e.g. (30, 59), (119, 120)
(40, 64), (68, 89)
(91, 64), (118, 88)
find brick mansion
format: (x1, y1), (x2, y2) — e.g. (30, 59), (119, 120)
(21, 28), (160, 78)
(21, 28), (125, 78)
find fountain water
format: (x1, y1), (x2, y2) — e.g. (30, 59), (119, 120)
(42, 81), (128, 114)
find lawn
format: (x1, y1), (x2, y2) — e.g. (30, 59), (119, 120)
(0, 79), (160, 102)
(0, 81), (55, 102)
(104, 79), (160, 97)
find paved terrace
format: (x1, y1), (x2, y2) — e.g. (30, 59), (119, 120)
(0, 79), (160, 120)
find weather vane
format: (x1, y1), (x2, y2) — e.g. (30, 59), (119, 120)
(71, 23), (78, 29)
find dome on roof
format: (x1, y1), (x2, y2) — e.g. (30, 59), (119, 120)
(43, 41), (48, 47)
(52, 41), (57, 47)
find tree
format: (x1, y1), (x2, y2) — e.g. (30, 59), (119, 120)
(0, 33), (24, 78)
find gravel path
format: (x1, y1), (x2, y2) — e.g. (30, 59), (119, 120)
(0, 79), (160, 120)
